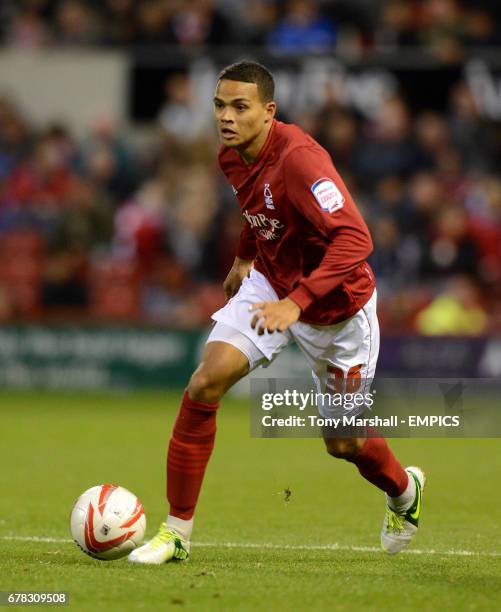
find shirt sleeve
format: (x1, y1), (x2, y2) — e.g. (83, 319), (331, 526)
(236, 219), (258, 260)
(283, 146), (373, 311)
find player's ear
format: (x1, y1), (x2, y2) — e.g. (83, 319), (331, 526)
(264, 101), (276, 123)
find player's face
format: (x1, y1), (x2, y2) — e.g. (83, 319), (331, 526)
(213, 79), (276, 150)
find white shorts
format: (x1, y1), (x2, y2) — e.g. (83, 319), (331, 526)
(208, 269), (379, 415)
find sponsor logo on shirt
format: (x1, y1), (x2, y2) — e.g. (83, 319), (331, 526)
(263, 183), (275, 209)
(243, 209), (284, 240)
(311, 178), (345, 213)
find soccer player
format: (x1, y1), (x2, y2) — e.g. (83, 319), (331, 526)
(129, 61), (424, 564)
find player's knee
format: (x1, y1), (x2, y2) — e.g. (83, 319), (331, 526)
(325, 437), (365, 460)
(187, 369), (226, 404)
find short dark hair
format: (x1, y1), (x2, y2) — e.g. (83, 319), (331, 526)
(218, 60), (275, 102)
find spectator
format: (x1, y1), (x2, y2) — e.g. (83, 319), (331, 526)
(167, 165), (218, 278)
(374, 0), (419, 50)
(414, 111), (452, 169)
(166, 0), (232, 47)
(238, 0), (278, 45)
(422, 204), (479, 278)
(462, 8), (499, 47)
(133, 0), (170, 46)
(54, 0), (101, 46)
(0, 97), (33, 182)
(268, 0), (337, 54)
(416, 275), (488, 335)
(448, 81), (496, 172)
(315, 106), (360, 177)
(419, 0), (465, 63)
(101, 0), (137, 47)
(42, 180), (98, 308)
(5, 130), (77, 210)
(354, 96), (424, 187)
(79, 116), (138, 202)
(113, 179), (169, 269)
(5, 2), (50, 49)
(159, 73), (213, 146)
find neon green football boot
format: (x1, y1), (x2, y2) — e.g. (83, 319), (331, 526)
(381, 466), (425, 555)
(128, 522), (189, 564)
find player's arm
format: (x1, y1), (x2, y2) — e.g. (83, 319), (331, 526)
(223, 221), (256, 300)
(284, 146), (373, 312)
(250, 296), (301, 335)
(250, 146), (372, 334)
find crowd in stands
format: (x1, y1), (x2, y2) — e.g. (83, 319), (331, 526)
(1, 0), (501, 60)
(1, 1), (501, 334)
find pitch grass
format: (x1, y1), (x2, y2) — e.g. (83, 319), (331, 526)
(1, 391), (500, 611)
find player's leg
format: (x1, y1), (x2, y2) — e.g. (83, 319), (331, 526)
(128, 337), (255, 565)
(166, 339), (251, 531)
(165, 325), (271, 537)
(292, 290), (425, 553)
(130, 268), (290, 565)
(323, 434), (425, 554)
(187, 339), (251, 403)
(323, 434), (409, 501)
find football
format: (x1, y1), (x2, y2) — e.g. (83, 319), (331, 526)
(70, 484), (146, 560)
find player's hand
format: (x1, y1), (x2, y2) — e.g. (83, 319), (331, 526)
(249, 298), (301, 335)
(223, 257), (254, 300)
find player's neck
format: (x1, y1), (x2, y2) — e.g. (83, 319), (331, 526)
(237, 121), (273, 166)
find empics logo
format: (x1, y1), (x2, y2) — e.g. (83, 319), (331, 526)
(311, 178), (344, 213)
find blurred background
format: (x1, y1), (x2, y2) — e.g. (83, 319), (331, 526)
(0, 0), (500, 388)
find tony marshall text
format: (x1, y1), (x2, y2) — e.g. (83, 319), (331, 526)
(261, 415), (461, 427)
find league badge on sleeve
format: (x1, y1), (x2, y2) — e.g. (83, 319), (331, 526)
(311, 178), (345, 213)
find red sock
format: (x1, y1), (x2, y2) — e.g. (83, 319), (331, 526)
(349, 437), (408, 497)
(167, 390), (219, 520)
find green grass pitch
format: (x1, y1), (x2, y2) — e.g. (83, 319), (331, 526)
(1, 391), (500, 611)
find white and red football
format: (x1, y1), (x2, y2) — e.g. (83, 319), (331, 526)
(70, 484), (146, 560)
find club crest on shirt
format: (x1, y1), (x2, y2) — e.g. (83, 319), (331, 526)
(311, 178), (344, 213)
(263, 183), (275, 209)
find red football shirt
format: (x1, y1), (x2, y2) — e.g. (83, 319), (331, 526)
(218, 119), (375, 325)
